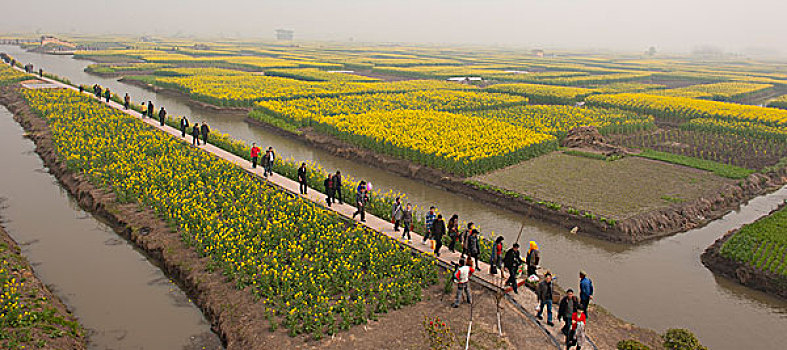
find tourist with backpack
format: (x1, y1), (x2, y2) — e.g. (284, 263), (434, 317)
(250, 143), (261, 168)
(526, 241), (540, 277)
(447, 214), (460, 252)
(401, 203), (413, 241)
(324, 174), (334, 207)
(537, 273), (555, 326)
(391, 197), (403, 231)
(423, 206), (436, 245)
(432, 214), (446, 256)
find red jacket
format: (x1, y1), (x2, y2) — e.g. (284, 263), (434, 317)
(251, 146), (261, 158)
(571, 312), (586, 330)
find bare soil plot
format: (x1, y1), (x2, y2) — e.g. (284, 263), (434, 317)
(473, 152), (733, 220)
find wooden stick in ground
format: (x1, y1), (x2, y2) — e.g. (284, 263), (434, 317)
(514, 221), (525, 245)
(465, 298), (474, 350)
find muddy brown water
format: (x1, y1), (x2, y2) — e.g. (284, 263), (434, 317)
(0, 104), (222, 349)
(5, 45), (787, 350)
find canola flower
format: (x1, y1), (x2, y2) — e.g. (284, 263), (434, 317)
(767, 94), (787, 110)
(465, 105), (654, 138)
(1, 236), (83, 349)
(265, 68), (382, 82)
(254, 89), (528, 126)
(487, 83), (598, 104)
(0, 65), (28, 86)
(586, 93), (787, 127)
(150, 73), (474, 106)
(21, 88), (438, 337)
(648, 82), (773, 101)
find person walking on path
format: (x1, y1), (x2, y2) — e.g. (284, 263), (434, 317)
(297, 163), (308, 194)
(490, 236), (504, 275)
(352, 183), (369, 222)
(503, 243), (522, 293)
(263, 147), (275, 177)
(323, 174), (335, 207)
(558, 289), (580, 337)
(158, 107), (166, 126)
(124, 93), (130, 110)
(391, 197), (403, 232)
(200, 122), (210, 145)
(466, 229), (481, 270)
(537, 273), (555, 326)
(104, 88), (111, 103)
(79, 85), (84, 94)
(191, 123), (201, 146)
(422, 207), (436, 245)
(401, 203), (413, 241)
(452, 258), (475, 308)
(579, 271), (593, 318)
(250, 143), (261, 169)
(96, 85), (103, 99)
(567, 308), (587, 350)
(447, 214), (460, 253)
(332, 171), (342, 204)
(39, 68), (43, 77)
(526, 241), (540, 278)
(432, 214), (445, 256)
(461, 222), (474, 256)
(147, 101), (154, 118)
(180, 116), (190, 138)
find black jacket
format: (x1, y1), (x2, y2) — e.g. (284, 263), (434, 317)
(558, 295), (579, 319)
(297, 167), (307, 183)
(537, 280), (553, 302)
(503, 248), (522, 270)
(191, 125), (200, 136)
(158, 109), (166, 120)
(431, 219), (446, 240)
(332, 174), (342, 189)
(180, 118), (189, 129)
(200, 124), (210, 135)
(467, 234), (480, 255)
(323, 178), (333, 193)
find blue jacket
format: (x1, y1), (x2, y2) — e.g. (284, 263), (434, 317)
(580, 277), (594, 302)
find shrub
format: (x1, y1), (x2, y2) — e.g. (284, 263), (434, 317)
(662, 328), (707, 350)
(617, 339), (651, 350)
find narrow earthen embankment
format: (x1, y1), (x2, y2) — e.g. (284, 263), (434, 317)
(701, 203), (787, 300)
(0, 223), (86, 349)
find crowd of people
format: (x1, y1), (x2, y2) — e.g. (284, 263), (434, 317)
(36, 66), (594, 349)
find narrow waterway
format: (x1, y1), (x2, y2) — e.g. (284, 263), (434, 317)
(5, 45), (787, 350)
(0, 105), (222, 348)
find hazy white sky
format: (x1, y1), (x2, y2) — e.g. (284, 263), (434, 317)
(4, 0), (786, 53)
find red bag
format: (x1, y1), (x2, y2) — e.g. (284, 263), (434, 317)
(411, 224), (414, 231)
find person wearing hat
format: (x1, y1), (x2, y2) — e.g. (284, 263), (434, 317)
(526, 241), (540, 277)
(579, 270), (594, 318)
(536, 272), (554, 326)
(558, 289), (580, 337)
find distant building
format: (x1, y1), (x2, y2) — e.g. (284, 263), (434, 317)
(276, 29), (294, 41)
(532, 49), (545, 57)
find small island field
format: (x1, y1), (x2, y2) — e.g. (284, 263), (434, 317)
(472, 152), (733, 220)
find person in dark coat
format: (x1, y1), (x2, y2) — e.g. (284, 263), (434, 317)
(79, 85), (84, 93)
(466, 229), (481, 270)
(147, 101), (154, 118)
(447, 214), (460, 252)
(332, 170), (342, 204)
(191, 123), (201, 146)
(352, 183), (369, 222)
(200, 122), (210, 145)
(432, 214), (446, 256)
(96, 85), (103, 99)
(391, 197), (403, 231)
(124, 93), (130, 110)
(180, 116), (190, 138)
(536, 273), (554, 326)
(104, 88), (111, 103)
(297, 163), (308, 194)
(158, 107), (166, 126)
(503, 243), (522, 293)
(263, 147), (275, 177)
(558, 289), (580, 337)
(323, 174), (334, 207)
(400, 203), (413, 241)
(490, 236), (504, 275)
